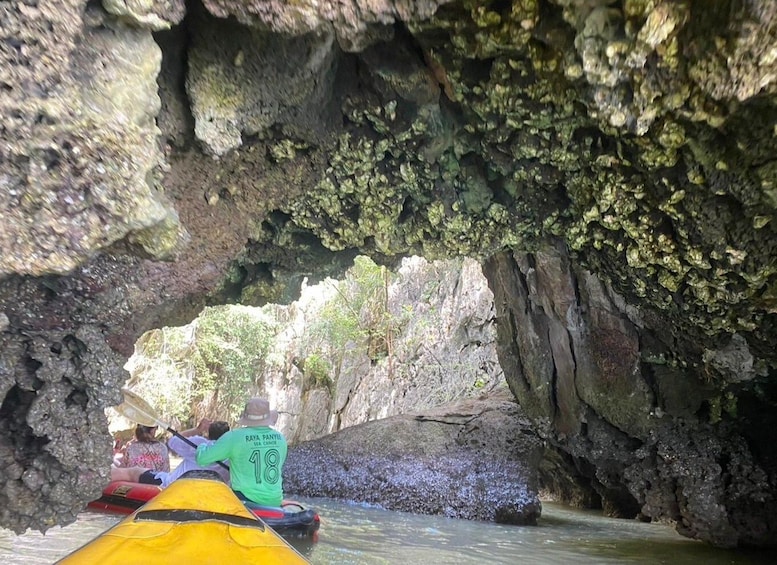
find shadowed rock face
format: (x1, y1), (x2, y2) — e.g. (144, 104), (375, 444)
(0, 0), (775, 547)
(484, 243), (776, 548)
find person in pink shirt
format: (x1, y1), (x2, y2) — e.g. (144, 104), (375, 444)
(112, 419), (230, 486)
(117, 425), (170, 472)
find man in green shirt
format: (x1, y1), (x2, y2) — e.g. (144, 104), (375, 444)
(196, 397), (287, 507)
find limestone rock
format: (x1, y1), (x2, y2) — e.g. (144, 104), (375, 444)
(285, 390), (543, 524)
(201, 0), (450, 51)
(0, 8), (186, 277)
(484, 242), (777, 548)
(102, 0), (186, 30)
(0, 0), (775, 549)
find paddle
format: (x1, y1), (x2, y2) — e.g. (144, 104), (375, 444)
(116, 388), (229, 471)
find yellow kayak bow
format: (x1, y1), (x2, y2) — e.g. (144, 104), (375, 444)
(58, 476), (310, 564)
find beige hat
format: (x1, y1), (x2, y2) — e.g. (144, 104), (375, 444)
(237, 398), (278, 427)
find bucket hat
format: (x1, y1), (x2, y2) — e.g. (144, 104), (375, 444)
(237, 398), (278, 427)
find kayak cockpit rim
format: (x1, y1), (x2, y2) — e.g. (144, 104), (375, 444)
(135, 509), (267, 530)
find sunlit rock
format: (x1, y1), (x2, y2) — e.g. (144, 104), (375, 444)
(285, 391), (543, 524)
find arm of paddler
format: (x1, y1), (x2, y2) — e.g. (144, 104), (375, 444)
(169, 419), (210, 457)
(175, 418), (211, 439)
(168, 434), (204, 459)
(196, 429), (233, 466)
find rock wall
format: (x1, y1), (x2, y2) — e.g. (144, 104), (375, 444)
(0, 0), (775, 548)
(256, 256), (504, 444)
(484, 242), (776, 547)
(125, 257), (506, 443)
(124, 256), (503, 444)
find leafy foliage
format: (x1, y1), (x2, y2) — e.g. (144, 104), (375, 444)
(306, 256), (396, 356)
(125, 255), (502, 433)
(193, 306), (276, 420)
(125, 327), (197, 427)
(127, 305), (276, 425)
(303, 352), (333, 391)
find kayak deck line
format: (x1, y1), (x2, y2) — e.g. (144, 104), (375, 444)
(135, 509), (267, 529)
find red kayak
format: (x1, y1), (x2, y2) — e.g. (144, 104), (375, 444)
(88, 479), (320, 539)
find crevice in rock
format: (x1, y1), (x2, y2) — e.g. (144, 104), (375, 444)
(640, 359), (662, 412)
(566, 263), (581, 397)
(547, 324), (560, 425)
(154, 6), (197, 150)
(0, 385), (50, 465)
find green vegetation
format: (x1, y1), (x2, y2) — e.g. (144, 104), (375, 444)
(127, 305), (276, 425)
(305, 255), (399, 363)
(125, 327), (196, 424)
(302, 352), (333, 391)
(193, 306), (276, 420)
(127, 259), (396, 424)
(126, 255), (502, 431)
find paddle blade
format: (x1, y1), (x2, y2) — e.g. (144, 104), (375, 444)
(116, 388), (168, 429)
(116, 389), (213, 460)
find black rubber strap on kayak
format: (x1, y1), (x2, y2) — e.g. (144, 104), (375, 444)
(135, 509), (265, 530)
(92, 495), (145, 511)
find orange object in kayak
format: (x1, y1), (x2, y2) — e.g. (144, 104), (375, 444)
(87, 481), (161, 514)
(59, 476), (310, 564)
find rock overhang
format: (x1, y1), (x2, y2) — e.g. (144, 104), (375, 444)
(0, 0), (775, 547)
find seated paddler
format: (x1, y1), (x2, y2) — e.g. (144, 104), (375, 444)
(196, 397), (287, 507)
(111, 419), (230, 486)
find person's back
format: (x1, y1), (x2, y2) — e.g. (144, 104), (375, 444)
(163, 421), (231, 486)
(196, 398), (287, 506)
(122, 425), (170, 472)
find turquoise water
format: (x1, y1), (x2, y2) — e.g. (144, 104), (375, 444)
(1, 499), (774, 564)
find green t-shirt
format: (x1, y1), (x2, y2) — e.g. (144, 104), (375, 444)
(196, 426), (287, 506)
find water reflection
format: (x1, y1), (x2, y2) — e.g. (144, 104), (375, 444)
(0, 512), (119, 565)
(1, 500), (774, 564)
(290, 500), (775, 565)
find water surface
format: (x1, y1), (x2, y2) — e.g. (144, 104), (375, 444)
(1, 499), (773, 564)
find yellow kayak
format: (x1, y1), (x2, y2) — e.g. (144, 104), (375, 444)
(57, 475), (310, 564)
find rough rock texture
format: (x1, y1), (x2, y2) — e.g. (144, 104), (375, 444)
(0, 0), (775, 548)
(200, 0), (450, 51)
(285, 390), (543, 524)
(484, 242), (777, 547)
(101, 0), (186, 31)
(253, 257), (504, 444)
(186, 1), (341, 157)
(0, 4), (186, 278)
(0, 0), (182, 533)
